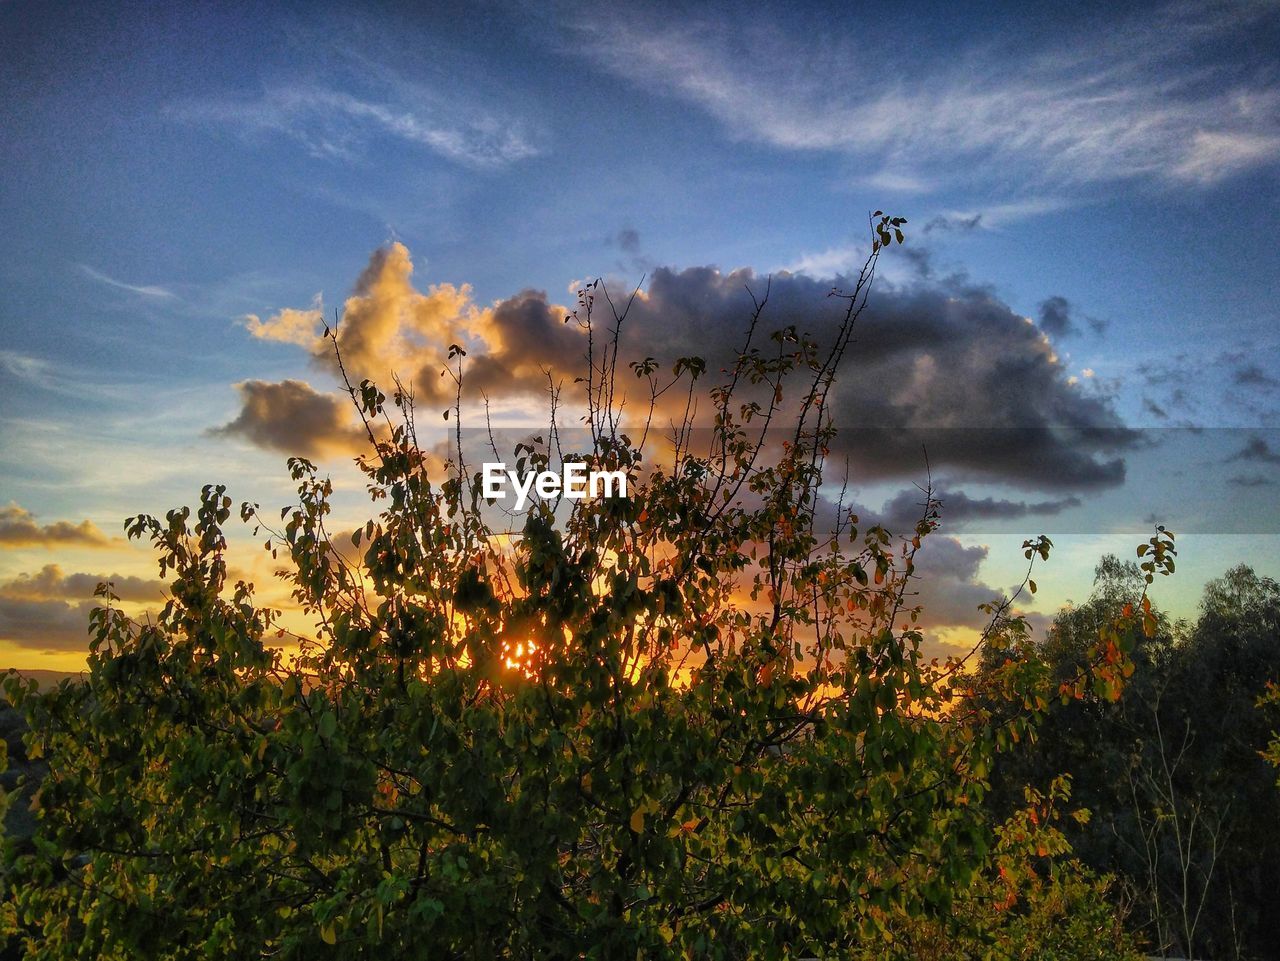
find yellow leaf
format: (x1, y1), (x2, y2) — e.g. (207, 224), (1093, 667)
(320, 922), (336, 945)
(630, 808), (645, 833)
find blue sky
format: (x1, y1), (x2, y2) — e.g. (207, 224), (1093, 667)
(2, 0), (1279, 667)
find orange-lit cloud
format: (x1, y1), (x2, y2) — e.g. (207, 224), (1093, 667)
(322, 243), (481, 404)
(0, 503), (114, 549)
(243, 296), (325, 347)
(217, 242), (585, 453)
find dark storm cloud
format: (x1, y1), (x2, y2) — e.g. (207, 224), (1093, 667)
(597, 265), (1137, 491)
(879, 488), (1081, 534)
(1037, 296), (1077, 339)
(220, 245), (1112, 643)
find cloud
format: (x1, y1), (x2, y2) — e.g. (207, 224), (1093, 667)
(0, 596), (96, 652)
(175, 84), (538, 168)
(858, 170), (932, 194)
(921, 199), (1073, 231)
(314, 242), (569, 405)
(0, 564), (169, 651)
(615, 228), (641, 256)
(1136, 349), (1280, 425)
(0, 564), (166, 604)
(1227, 435), (1280, 465)
(0, 503), (114, 549)
(1233, 363), (1280, 389)
(1037, 296), (1077, 339)
(606, 228), (654, 274)
(599, 264), (1137, 491)
(223, 243), (1138, 493)
(922, 213), (982, 235)
(879, 488), (1081, 534)
(460, 288), (587, 400)
(77, 264), (177, 299)
(570, 3), (1280, 192)
(908, 536), (1003, 632)
(211, 380), (371, 458)
(1228, 473), (1275, 488)
(327, 243), (485, 403)
(1172, 130), (1280, 183)
(0, 351), (58, 390)
(218, 243), (586, 454)
(243, 296), (326, 347)
(778, 245), (864, 278)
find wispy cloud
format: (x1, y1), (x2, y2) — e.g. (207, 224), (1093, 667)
(175, 84), (539, 169)
(922, 199), (1073, 230)
(571, 2), (1280, 195)
(78, 264), (177, 299)
(777, 244), (864, 278)
(0, 350), (136, 402)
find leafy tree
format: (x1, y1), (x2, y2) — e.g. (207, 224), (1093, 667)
(1158, 566), (1280, 959)
(3, 218), (1152, 959)
(983, 561), (1280, 960)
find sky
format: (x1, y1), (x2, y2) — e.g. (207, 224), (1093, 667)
(2, 0), (1279, 670)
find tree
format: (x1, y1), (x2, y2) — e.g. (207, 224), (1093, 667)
(982, 561), (1280, 960)
(3, 217), (1154, 959)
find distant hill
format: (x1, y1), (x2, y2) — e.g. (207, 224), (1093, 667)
(3, 668), (83, 691)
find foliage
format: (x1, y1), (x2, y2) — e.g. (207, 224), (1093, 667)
(1263, 683), (1280, 784)
(875, 777), (1142, 961)
(982, 561), (1280, 960)
(2, 218), (1151, 959)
